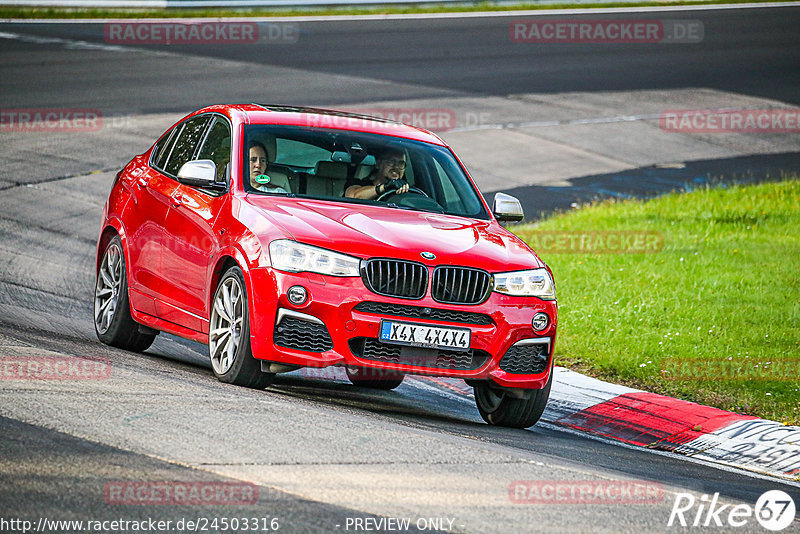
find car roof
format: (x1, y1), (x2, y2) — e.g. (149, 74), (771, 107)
(196, 104), (449, 146)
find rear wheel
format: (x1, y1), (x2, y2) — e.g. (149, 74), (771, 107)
(345, 366), (405, 390)
(473, 373), (552, 428)
(209, 266), (274, 389)
(94, 235), (156, 352)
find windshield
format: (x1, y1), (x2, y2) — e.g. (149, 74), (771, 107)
(243, 125), (489, 219)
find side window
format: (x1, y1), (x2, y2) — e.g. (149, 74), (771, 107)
(274, 139), (331, 168)
(164, 115), (211, 177)
(152, 125), (179, 171)
(197, 117), (231, 182)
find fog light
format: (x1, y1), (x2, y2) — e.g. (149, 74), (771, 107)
(532, 312), (549, 332)
(287, 285), (308, 305)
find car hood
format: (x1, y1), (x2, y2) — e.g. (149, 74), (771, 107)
(245, 197), (544, 272)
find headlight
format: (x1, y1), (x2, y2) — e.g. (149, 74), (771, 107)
(269, 240), (361, 277)
(493, 268), (555, 300)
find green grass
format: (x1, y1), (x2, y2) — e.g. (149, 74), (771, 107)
(513, 180), (800, 425)
(0, 0), (794, 19)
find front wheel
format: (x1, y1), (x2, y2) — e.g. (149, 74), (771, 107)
(209, 266), (274, 389)
(473, 373), (552, 428)
(94, 235), (156, 352)
(345, 366), (405, 390)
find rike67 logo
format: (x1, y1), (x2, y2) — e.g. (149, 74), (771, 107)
(669, 490), (796, 531)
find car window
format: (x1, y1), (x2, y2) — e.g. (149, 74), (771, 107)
(152, 125), (179, 171)
(197, 116), (231, 183)
(274, 138), (331, 167)
(164, 115), (211, 177)
(244, 125), (489, 219)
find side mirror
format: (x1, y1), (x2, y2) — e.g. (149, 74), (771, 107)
(176, 160), (225, 190)
(493, 192), (524, 222)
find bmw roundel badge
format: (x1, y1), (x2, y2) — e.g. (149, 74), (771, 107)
(421, 251), (436, 260)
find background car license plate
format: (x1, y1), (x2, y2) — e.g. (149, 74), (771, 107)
(379, 320), (470, 352)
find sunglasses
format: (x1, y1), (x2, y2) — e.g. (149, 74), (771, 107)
(381, 158), (406, 168)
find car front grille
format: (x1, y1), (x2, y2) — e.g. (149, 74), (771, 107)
(432, 266), (492, 305)
(349, 338), (488, 371)
(361, 259), (428, 300)
(274, 316), (333, 353)
(498, 341), (550, 374)
(353, 301), (493, 325)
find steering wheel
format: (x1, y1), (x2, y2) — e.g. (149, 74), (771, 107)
(377, 186), (429, 202)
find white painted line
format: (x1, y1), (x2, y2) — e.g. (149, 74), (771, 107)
(0, 29), (125, 51)
(2, 2), (799, 23)
(0, 29), (181, 56)
(678, 420), (800, 477)
(537, 420), (800, 487)
(411, 366), (800, 482)
(545, 366), (639, 420)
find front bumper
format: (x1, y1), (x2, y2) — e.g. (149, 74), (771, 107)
(248, 268), (557, 389)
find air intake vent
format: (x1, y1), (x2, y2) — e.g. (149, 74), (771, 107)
(432, 267), (491, 305)
(273, 317), (333, 352)
(499, 342), (550, 374)
(362, 259), (428, 300)
(353, 301), (493, 325)
(348, 338), (489, 371)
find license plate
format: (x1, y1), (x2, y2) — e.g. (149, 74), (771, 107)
(379, 320), (471, 352)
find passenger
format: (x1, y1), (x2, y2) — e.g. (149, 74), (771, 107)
(344, 148), (410, 200)
(248, 141), (288, 194)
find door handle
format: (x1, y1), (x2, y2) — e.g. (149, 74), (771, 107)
(171, 195), (183, 208)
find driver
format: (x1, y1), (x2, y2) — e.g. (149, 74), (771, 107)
(344, 148), (410, 200)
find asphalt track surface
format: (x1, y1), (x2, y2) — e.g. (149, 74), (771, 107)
(1, 6), (799, 533)
(1, 6), (799, 111)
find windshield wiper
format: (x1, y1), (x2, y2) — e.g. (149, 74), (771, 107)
(384, 203), (446, 215)
(385, 202), (413, 210)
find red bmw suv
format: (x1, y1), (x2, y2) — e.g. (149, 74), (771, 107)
(95, 104), (557, 428)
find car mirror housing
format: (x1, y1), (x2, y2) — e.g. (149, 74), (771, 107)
(331, 151), (352, 163)
(492, 192), (524, 222)
(176, 160), (225, 190)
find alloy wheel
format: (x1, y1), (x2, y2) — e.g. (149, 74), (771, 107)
(209, 276), (244, 375)
(94, 242), (123, 334)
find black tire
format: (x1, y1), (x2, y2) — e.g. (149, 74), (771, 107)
(94, 235), (156, 352)
(345, 366), (405, 390)
(473, 372), (552, 428)
(209, 266), (274, 389)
